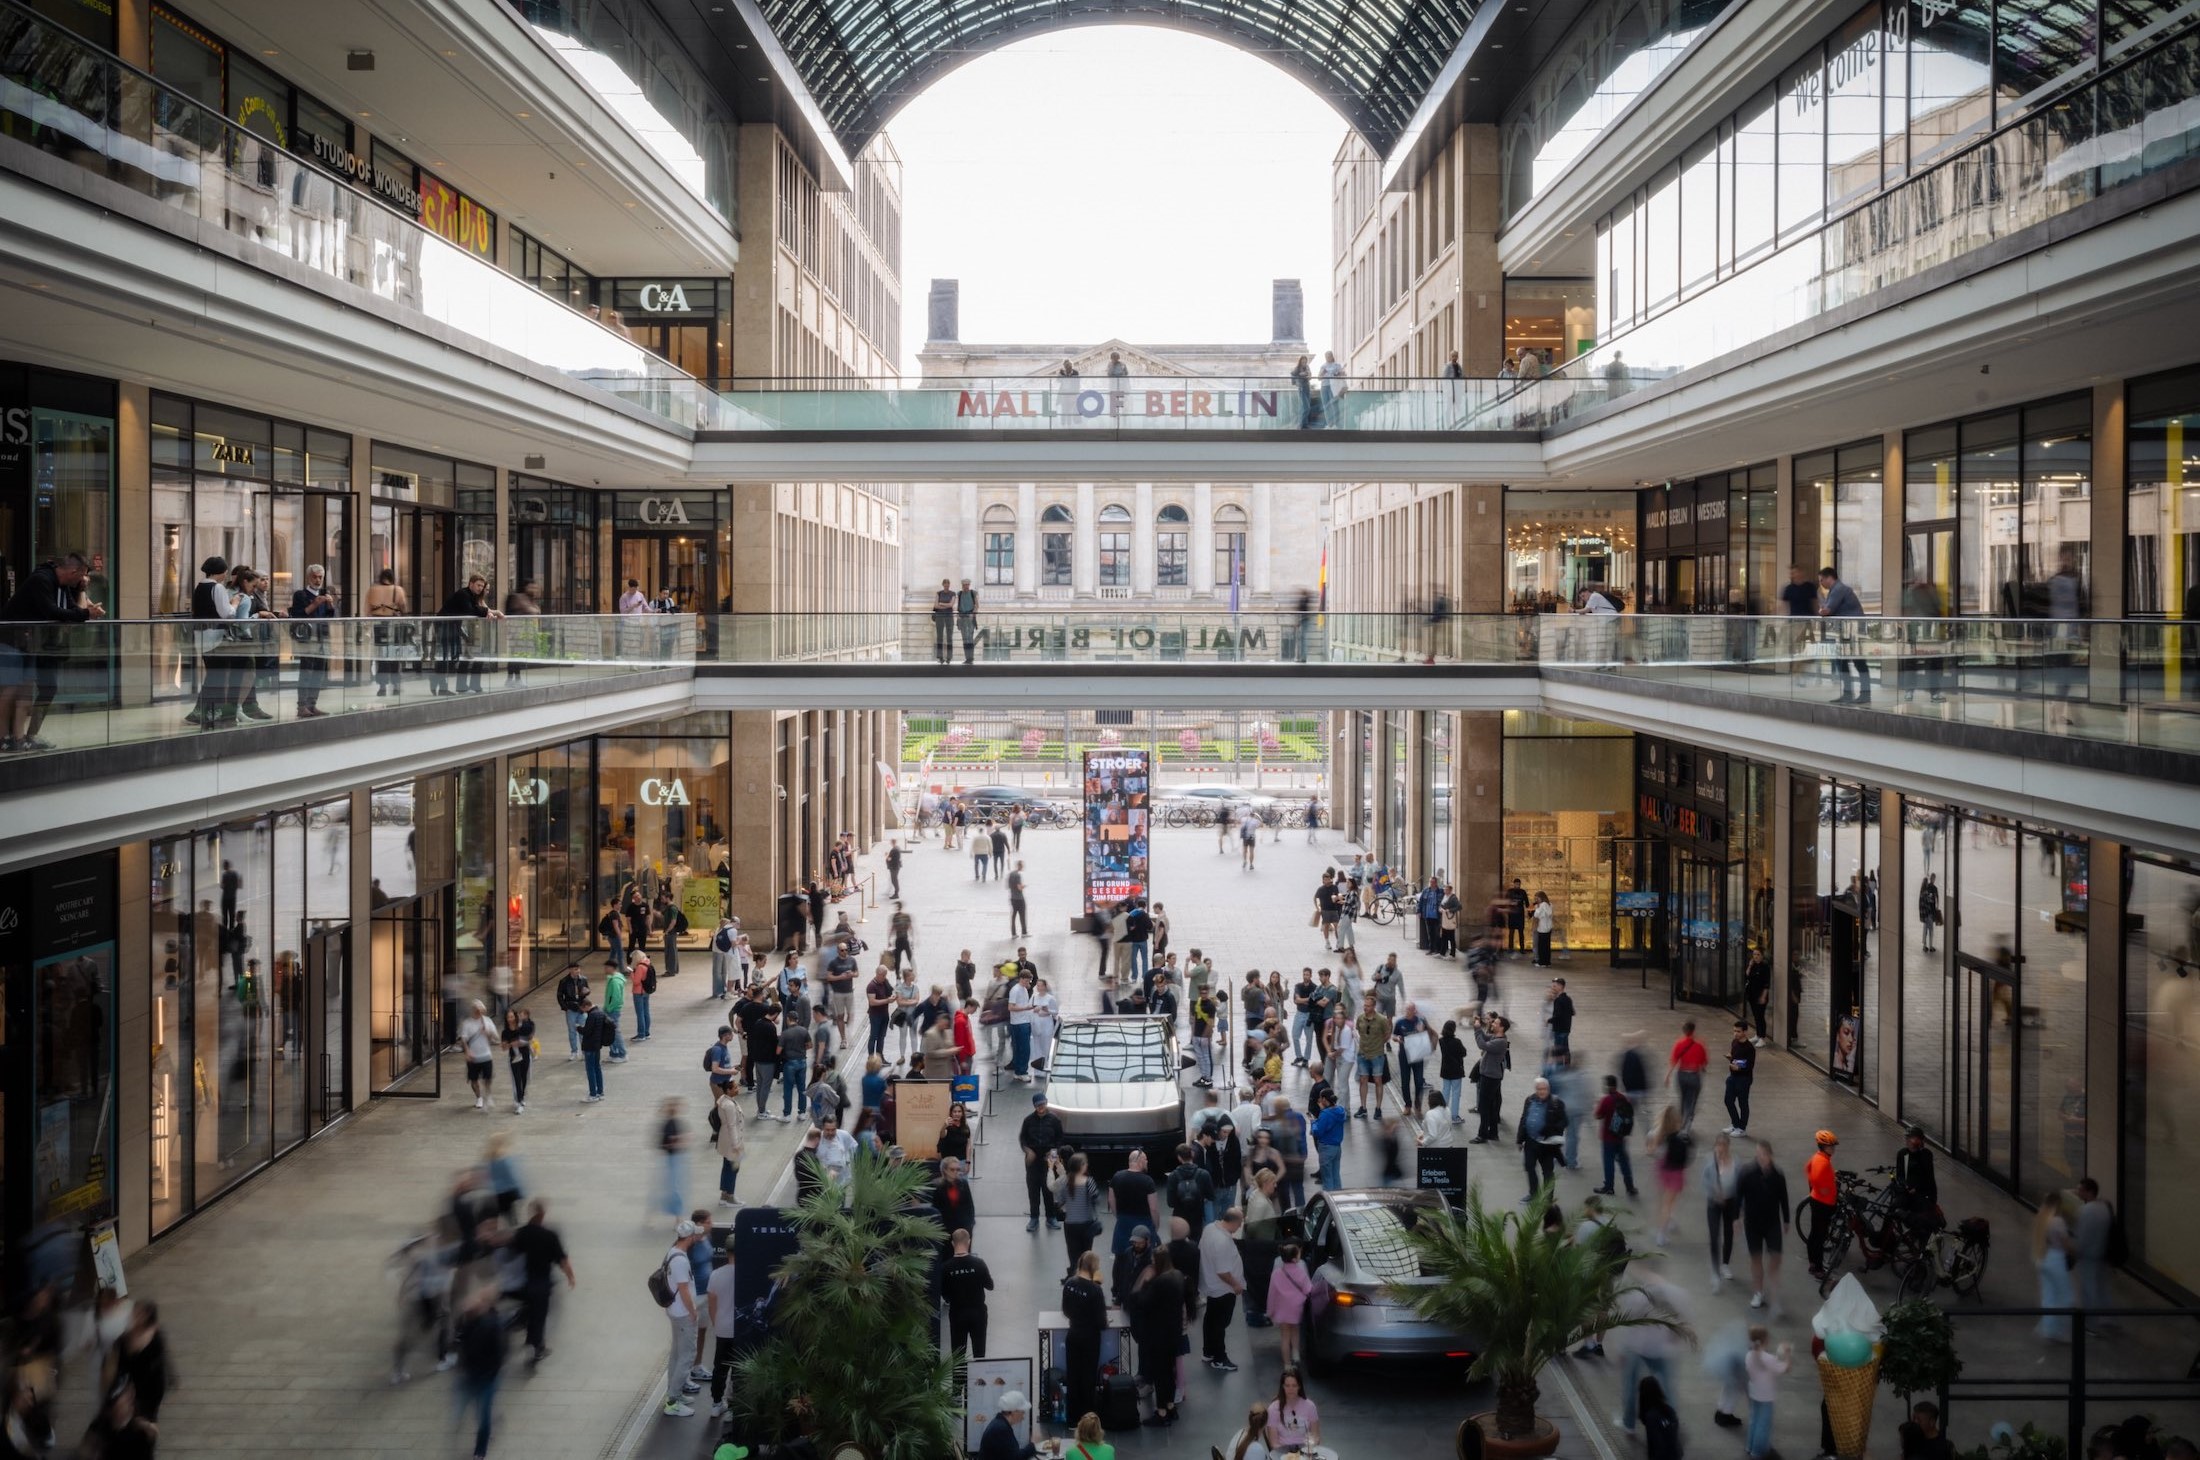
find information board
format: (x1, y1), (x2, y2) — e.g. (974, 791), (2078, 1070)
(1081, 749), (1150, 915)
(1416, 1144), (1468, 1210)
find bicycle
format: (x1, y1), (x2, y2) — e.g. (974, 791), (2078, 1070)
(1897, 1215), (1991, 1299)
(1803, 1166), (1935, 1295)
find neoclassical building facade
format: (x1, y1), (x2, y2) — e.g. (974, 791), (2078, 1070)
(902, 281), (1330, 611)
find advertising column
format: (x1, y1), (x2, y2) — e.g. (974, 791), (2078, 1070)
(1081, 750), (1150, 921)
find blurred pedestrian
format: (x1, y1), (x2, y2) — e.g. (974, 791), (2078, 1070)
(656, 1098), (689, 1220)
(509, 1199), (573, 1365)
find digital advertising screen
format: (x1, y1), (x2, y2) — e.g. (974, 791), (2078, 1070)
(1082, 749), (1150, 915)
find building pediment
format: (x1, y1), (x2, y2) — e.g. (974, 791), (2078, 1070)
(1046, 340), (1200, 378)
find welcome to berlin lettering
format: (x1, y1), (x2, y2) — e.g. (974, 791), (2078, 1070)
(976, 625), (1270, 654)
(957, 388), (1280, 420)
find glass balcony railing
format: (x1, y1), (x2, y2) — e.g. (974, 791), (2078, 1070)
(0, 615), (692, 759)
(712, 375), (1556, 433)
(0, 1), (725, 431)
(1545, 23), (2200, 408)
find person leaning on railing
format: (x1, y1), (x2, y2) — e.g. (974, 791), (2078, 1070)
(287, 564), (339, 717)
(2, 549), (104, 750)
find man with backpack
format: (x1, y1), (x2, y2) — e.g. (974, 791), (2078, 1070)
(651, 1221), (706, 1418)
(705, 1025), (739, 1107)
(1166, 1143), (1216, 1240)
(1594, 1075), (1640, 1198)
(631, 953), (658, 1042)
(554, 964), (590, 1060)
(597, 907), (625, 971)
(709, 918), (740, 1000)
(602, 961), (630, 1059)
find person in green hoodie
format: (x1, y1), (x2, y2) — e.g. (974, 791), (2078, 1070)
(602, 960), (629, 1061)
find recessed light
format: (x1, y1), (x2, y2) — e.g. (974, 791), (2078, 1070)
(441, 48), (457, 56)
(516, 110), (531, 118)
(260, 47), (279, 56)
(624, 200), (639, 207)
(356, 110), (371, 117)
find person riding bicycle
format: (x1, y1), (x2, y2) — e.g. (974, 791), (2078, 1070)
(1804, 1130), (1840, 1280)
(1890, 1124), (1939, 1231)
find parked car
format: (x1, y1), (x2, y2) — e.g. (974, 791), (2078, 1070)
(1291, 1188), (1476, 1372)
(1041, 1014), (1184, 1172)
(1157, 785), (1273, 811)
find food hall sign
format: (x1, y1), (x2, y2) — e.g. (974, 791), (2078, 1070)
(957, 387), (1282, 421)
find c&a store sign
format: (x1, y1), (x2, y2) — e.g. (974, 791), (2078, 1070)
(957, 386), (1283, 422)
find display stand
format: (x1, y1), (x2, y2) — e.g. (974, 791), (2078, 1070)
(963, 1356), (1033, 1452)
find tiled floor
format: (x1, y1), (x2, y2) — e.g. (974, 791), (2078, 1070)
(92, 820), (2195, 1460)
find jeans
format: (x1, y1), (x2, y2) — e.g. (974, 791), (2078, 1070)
(1316, 1143), (1342, 1190)
(608, 1013), (627, 1059)
(780, 1057), (807, 1118)
(1601, 1140), (1636, 1193)
(1620, 1353), (1674, 1429)
(1708, 1198), (1737, 1269)
(1725, 1075), (1752, 1131)
(1676, 1071), (1702, 1126)
(634, 992), (652, 1040)
(1565, 1113), (1584, 1169)
(1401, 1059), (1427, 1109)
(1293, 1013), (1316, 1062)
(752, 1062), (777, 1116)
(663, 1151), (683, 1218)
(668, 1313), (698, 1399)
(719, 1158), (741, 1199)
(1193, 1038), (1213, 1083)
(1130, 941), (1150, 984)
(1747, 1399), (1776, 1458)
(1010, 1022), (1032, 1076)
(1442, 1076), (1464, 1121)
(455, 1371), (498, 1457)
(868, 1011), (890, 1059)
(583, 1049), (604, 1097)
(564, 1008), (584, 1053)
(1523, 1141), (1557, 1197)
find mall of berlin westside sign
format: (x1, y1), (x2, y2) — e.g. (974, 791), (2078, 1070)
(956, 387), (1283, 421)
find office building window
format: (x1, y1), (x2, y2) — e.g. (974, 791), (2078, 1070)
(1040, 503), (1072, 586)
(1156, 503), (1189, 587)
(984, 532), (1014, 586)
(1098, 503), (1132, 587)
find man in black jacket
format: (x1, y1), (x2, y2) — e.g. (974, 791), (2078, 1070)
(430, 574), (501, 695)
(577, 995), (611, 1101)
(287, 563), (339, 717)
(1019, 1093), (1066, 1233)
(939, 1227), (994, 1356)
(1736, 1139), (1791, 1312)
(4, 551), (103, 749)
(553, 964), (590, 1061)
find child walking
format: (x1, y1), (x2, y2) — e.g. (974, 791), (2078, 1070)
(1744, 1326), (1793, 1460)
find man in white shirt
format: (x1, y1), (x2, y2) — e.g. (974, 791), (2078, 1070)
(815, 1115), (858, 1185)
(661, 1222), (704, 1417)
(619, 578), (651, 615)
(1197, 1208), (1248, 1372)
(458, 1000), (498, 1111)
(1230, 1093), (1262, 1150)
(703, 1249), (741, 1417)
(1006, 972), (1036, 1083)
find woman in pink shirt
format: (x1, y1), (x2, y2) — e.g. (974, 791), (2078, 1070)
(1266, 1368), (1321, 1451)
(1265, 1243), (1316, 1370)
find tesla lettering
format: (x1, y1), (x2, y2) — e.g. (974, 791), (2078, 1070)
(640, 777), (689, 806)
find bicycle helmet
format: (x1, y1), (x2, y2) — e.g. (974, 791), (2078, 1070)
(1814, 1129), (1839, 1146)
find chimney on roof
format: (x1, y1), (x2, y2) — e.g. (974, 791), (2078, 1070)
(1272, 280), (1304, 343)
(927, 279), (959, 342)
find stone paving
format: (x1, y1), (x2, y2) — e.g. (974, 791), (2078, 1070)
(97, 816), (2195, 1460)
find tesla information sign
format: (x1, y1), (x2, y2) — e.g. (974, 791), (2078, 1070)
(1082, 749), (1150, 915)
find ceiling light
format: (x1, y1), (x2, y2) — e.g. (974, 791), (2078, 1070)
(356, 110), (371, 117)
(516, 110), (532, 118)
(260, 47), (279, 56)
(625, 200), (639, 207)
(441, 48), (457, 56)
(347, 48), (375, 70)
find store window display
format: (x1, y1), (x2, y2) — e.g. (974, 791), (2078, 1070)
(596, 715), (731, 959)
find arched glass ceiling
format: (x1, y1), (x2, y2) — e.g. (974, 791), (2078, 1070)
(752, 0), (1479, 157)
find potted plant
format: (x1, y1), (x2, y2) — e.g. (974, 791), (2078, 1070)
(1879, 1297), (1963, 1403)
(1398, 1187), (1689, 1457)
(731, 1153), (961, 1459)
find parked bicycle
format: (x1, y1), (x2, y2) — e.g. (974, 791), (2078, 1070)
(1898, 1215), (1991, 1298)
(1803, 1166), (1938, 1295)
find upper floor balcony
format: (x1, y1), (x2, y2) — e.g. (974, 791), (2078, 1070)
(0, 1), (725, 445)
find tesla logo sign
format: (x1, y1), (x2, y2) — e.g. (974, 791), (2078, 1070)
(641, 777), (689, 806)
(507, 775), (550, 806)
(638, 283), (694, 313)
(639, 497), (690, 526)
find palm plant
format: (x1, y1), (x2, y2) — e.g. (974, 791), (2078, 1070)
(731, 1152), (961, 1460)
(1396, 1186), (1690, 1440)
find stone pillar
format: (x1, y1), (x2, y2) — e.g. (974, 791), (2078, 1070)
(1330, 711), (1360, 843)
(1769, 770), (1794, 1045)
(1370, 711), (1394, 859)
(495, 471), (513, 605)
(1017, 482), (1037, 596)
(729, 709), (782, 935)
(351, 433), (375, 608)
(1775, 454), (1798, 584)
(1882, 435), (1905, 619)
(2086, 838), (2124, 1200)
(1875, 787), (1903, 1110)
(1074, 482), (1096, 594)
(116, 0), (150, 65)
(2091, 383), (2127, 703)
(1251, 484), (1273, 596)
(959, 482), (980, 585)
(1133, 481), (1156, 593)
(1192, 483), (1215, 594)
(114, 840), (150, 1256)
(1402, 710), (1429, 881)
(1460, 125), (1505, 375)
(347, 785), (373, 1105)
(1459, 484), (1505, 613)
(1453, 712), (1503, 911)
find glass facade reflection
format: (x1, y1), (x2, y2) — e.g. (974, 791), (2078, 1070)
(1797, 440), (1885, 613)
(2126, 363), (2200, 623)
(1503, 712), (1633, 953)
(2122, 850), (2200, 1298)
(1504, 490), (1637, 611)
(1790, 773), (1883, 1092)
(1904, 394), (2093, 617)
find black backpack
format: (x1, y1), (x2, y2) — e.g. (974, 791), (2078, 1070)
(1608, 1096), (1635, 1139)
(1167, 1165), (1204, 1214)
(645, 1250), (677, 1308)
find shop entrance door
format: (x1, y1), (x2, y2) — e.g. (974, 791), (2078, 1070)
(370, 900), (442, 1097)
(615, 533), (716, 614)
(1949, 953), (2018, 1187)
(1609, 837), (1667, 970)
(1674, 854), (1733, 1005)
(305, 927), (350, 1131)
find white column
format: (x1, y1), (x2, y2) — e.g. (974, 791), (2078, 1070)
(959, 482), (980, 584)
(1192, 482), (1215, 594)
(1074, 481), (1096, 594)
(1132, 481), (1156, 593)
(1251, 483), (1273, 596)
(1016, 481), (1037, 596)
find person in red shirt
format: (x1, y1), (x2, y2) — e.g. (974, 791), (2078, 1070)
(1666, 1020), (1710, 1129)
(953, 999), (979, 1075)
(1803, 1130), (1840, 1278)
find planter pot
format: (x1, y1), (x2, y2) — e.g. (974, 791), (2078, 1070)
(1466, 1413), (1562, 1460)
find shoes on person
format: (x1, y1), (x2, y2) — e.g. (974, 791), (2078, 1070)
(436, 1354), (459, 1372)
(689, 1366), (711, 1383)
(1626, 1187), (1640, 1199)
(710, 1399), (728, 1417)
(514, 1102), (526, 1115)
(664, 1400), (695, 1417)
(1452, 1116), (1466, 1126)
(1354, 1108), (1368, 1119)
(681, 1381), (703, 1396)
(1047, 1217), (1062, 1230)
(721, 1195), (741, 1207)
(609, 1055), (628, 1063)
(1209, 1357), (1239, 1372)
(241, 705), (274, 721)
(1722, 1264), (1735, 1280)
(1469, 1137), (1490, 1145)
(390, 1367), (410, 1385)
(1709, 1273), (1723, 1293)
(1750, 1291), (1765, 1309)
(1573, 1342), (1602, 1358)
(1027, 1217), (1040, 1232)
(1592, 1186), (1615, 1196)
(1715, 1412), (1743, 1429)
(1245, 1316), (1273, 1328)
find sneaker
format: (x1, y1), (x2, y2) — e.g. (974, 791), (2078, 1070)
(1715, 1412), (1743, 1429)
(721, 1195), (741, 1207)
(390, 1368), (410, 1385)
(1047, 1217), (1062, 1231)
(1211, 1357), (1239, 1372)
(436, 1353), (459, 1372)
(710, 1400), (728, 1417)
(1750, 1291), (1765, 1309)
(664, 1401), (695, 1417)
(514, 1102), (526, 1115)
(689, 1366), (711, 1382)
(681, 1381), (703, 1395)
(1709, 1273), (1723, 1293)
(1722, 1264), (1735, 1280)
(1027, 1217), (1040, 1232)
(475, 1095), (486, 1110)
(1354, 1108), (1368, 1119)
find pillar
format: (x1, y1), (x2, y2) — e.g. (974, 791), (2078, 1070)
(1331, 711), (1361, 842)
(346, 785), (373, 1105)
(1133, 481), (1156, 593)
(1458, 484), (1504, 613)
(959, 482), (980, 585)
(1074, 482), (1096, 594)
(1250, 484), (1273, 595)
(1875, 787), (1904, 1111)
(2086, 839), (2124, 1200)
(1371, 711), (1397, 859)
(1775, 454), (1798, 582)
(114, 841), (150, 1256)
(1016, 482), (1037, 596)
(1769, 770), (1795, 1046)
(1460, 124), (1505, 376)
(1453, 711), (1503, 911)
(351, 433), (374, 608)
(1882, 434), (1905, 618)
(115, 0), (150, 66)
(1192, 483), (1215, 593)
(1402, 710), (1429, 880)
(494, 471), (513, 605)
(729, 709), (781, 935)
(2091, 382), (2127, 704)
